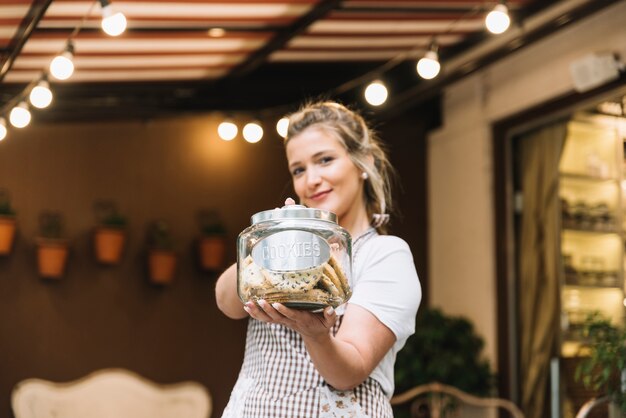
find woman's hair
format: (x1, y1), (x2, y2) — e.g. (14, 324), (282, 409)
(284, 101), (395, 233)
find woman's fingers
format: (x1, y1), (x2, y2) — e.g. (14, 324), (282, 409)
(244, 301), (273, 322)
(284, 197), (296, 206)
(322, 306), (336, 327)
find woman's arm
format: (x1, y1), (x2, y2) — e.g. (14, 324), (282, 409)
(215, 263), (248, 319)
(245, 300), (395, 390)
(302, 303), (395, 390)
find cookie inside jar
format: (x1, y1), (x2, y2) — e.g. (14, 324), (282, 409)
(239, 253), (351, 309)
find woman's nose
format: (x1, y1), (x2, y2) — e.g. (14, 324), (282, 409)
(305, 168), (322, 186)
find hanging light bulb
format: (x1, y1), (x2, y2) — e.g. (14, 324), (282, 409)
(485, 3), (511, 34)
(29, 79), (53, 109)
(9, 102), (31, 128)
(417, 48), (441, 80)
(218, 120), (238, 141)
(276, 117), (289, 138)
(364, 80), (388, 106)
(0, 117), (7, 141)
(243, 122), (263, 143)
(50, 42), (75, 80)
(100, 0), (127, 36)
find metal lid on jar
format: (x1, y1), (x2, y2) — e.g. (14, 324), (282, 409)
(251, 204), (337, 224)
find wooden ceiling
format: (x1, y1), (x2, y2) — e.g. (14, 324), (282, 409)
(0, 0), (614, 121)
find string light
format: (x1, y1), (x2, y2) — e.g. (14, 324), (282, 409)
(50, 42), (75, 80)
(485, 2), (511, 34)
(0, 118), (7, 141)
(9, 102), (31, 128)
(100, 0), (127, 36)
(276, 117), (289, 138)
(218, 120), (238, 141)
(243, 122), (263, 143)
(364, 80), (388, 106)
(417, 43), (441, 80)
(29, 79), (53, 109)
(208, 28), (226, 37)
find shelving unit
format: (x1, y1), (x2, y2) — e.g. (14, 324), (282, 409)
(558, 113), (626, 418)
(559, 114), (626, 360)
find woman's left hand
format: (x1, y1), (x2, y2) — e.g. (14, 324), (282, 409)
(243, 299), (337, 340)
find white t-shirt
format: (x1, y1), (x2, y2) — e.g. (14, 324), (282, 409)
(338, 234), (421, 398)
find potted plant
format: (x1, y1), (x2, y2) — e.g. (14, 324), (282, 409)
(93, 200), (127, 265)
(146, 220), (177, 285)
(36, 211), (69, 279)
(393, 308), (495, 418)
(0, 188), (17, 255)
(575, 312), (626, 417)
(196, 209), (227, 272)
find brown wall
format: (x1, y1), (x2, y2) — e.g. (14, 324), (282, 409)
(0, 106), (431, 417)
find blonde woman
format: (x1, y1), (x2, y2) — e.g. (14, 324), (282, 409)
(216, 101), (421, 417)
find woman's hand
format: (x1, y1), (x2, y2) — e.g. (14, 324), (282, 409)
(243, 299), (337, 341)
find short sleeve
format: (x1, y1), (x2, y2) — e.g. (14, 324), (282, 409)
(348, 235), (421, 343)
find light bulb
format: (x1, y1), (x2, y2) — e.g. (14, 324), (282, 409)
(276, 117), (289, 138)
(9, 102), (31, 128)
(0, 118), (7, 141)
(364, 80), (388, 106)
(485, 4), (511, 34)
(101, 5), (127, 36)
(50, 51), (74, 80)
(218, 121), (237, 141)
(417, 50), (440, 79)
(29, 80), (53, 109)
(208, 28), (225, 37)
(243, 122), (263, 143)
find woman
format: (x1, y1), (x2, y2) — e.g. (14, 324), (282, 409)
(216, 101), (421, 417)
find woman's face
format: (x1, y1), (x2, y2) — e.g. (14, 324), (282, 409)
(286, 127), (365, 222)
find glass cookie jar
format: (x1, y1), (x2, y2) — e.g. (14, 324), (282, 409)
(237, 205), (352, 310)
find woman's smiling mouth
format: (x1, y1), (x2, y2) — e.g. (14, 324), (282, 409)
(309, 190), (331, 201)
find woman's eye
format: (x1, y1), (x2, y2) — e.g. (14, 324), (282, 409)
(291, 167), (304, 176)
(319, 156), (334, 165)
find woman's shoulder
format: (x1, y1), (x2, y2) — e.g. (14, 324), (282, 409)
(357, 234), (413, 262)
(366, 234), (410, 251)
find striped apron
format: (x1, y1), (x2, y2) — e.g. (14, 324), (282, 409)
(221, 315), (393, 417)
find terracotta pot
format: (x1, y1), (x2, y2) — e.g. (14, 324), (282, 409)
(198, 235), (226, 271)
(0, 216), (17, 255)
(37, 239), (69, 279)
(148, 250), (177, 284)
(94, 227), (126, 265)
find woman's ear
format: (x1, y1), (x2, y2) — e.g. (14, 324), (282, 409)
(364, 153), (375, 171)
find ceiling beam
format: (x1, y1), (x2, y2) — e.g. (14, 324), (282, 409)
(224, 0), (342, 78)
(0, 0), (53, 83)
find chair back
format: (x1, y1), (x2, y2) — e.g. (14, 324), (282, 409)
(391, 382), (524, 418)
(12, 368), (211, 418)
(574, 396), (611, 418)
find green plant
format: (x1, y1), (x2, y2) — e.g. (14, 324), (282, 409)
(38, 211), (64, 240)
(198, 209), (226, 236)
(395, 308), (494, 395)
(94, 200), (127, 228)
(0, 189), (16, 216)
(393, 308), (495, 418)
(147, 220), (174, 250)
(575, 312), (626, 413)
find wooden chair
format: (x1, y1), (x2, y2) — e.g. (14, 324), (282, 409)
(391, 382), (525, 418)
(11, 368), (211, 418)
(574, 396), (611, 418)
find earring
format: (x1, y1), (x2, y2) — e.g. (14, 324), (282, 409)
(361, 172), (369, 180)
